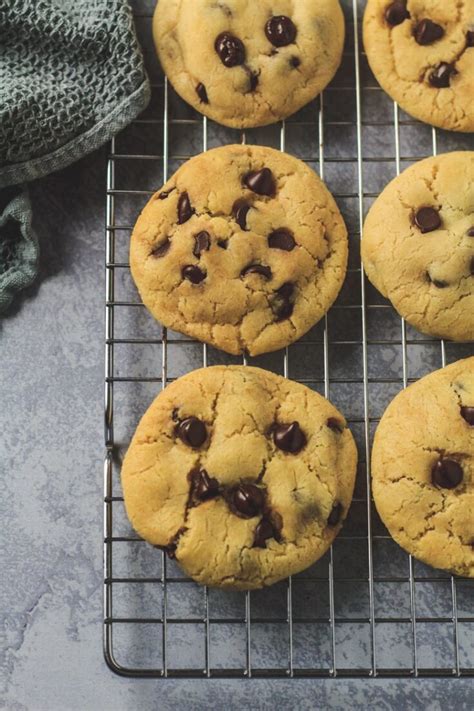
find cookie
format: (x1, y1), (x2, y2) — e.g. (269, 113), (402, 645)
(363, 0), (474, 132)
(121, 366), (358, 590)
(372, 357), (474, 578)
(361, 152), (474, 342)
(153, 0), (345, 128)
(130, 144), (348, 356)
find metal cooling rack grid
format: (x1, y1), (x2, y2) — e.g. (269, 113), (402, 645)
(104, 0), (474, 678)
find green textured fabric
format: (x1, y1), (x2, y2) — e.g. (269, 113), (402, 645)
(0, 0), (150, 313)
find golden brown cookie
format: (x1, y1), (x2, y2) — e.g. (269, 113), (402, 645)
(362, 152), (474, 341)
(372, 357), (474, 578)
(153, 0), (345, 128)
(121, 366), (358, 590)
(363, 0), (474, 132)
(130, 144), (348, 356)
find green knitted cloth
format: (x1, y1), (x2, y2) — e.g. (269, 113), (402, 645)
(0, 0), (150, 313)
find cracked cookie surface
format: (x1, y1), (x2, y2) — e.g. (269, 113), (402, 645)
(363, 0), (474, 132)
(153, 0), (345, 128)
(362, 151), (474, 342)
(121, 366), (358, 590)
(372, 357), (474, 578)
(130, 144), (348, 356)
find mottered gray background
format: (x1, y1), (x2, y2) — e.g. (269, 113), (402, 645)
(1, 0), (473, 708)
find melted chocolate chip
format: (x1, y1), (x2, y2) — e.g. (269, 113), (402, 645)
(460, 406), (474, 426)
(328, 502), (343, 527)
(414, 19), (444, 45)
(151, 238), (171, 258)
(273, 282), (295, 321)
(265, 15), (297, 47)
(432, 458), (463, 489)
(467, 227), (474, 237)
(178, 192), (194, 224)
(428, 275), (448, 289)
(166, 527), (186, 559)
(273, 422), (306, 453)
(196, 83), (209, 104)
(414, 206), (441, 233)
(243, 168), (276, 197)
(217, 239), (228, 249)
(429, 63), (457, 88)
(232, 199), (251, 230)
(215, 32), (245, 67)
(253, 517), (276, 548)
(385, 1), (409, 26)
(268, 228), (296, 251)
(327, 417), (344, 433)
(176, 416), (207, 447)
(467, 30), (474, 47)
(193, 231), (211, 258)
(158, 189), (173, 200)
(290, 56), (301, 69)
(232, 484), (264, 518)
(189, 468), (219, 501)
(241, 264), (272, 279)
(182, 265), (206, 284)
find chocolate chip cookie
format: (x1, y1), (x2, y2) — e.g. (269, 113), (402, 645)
(153, 0), (345, 128)
(362, 151), (474, 341)
(363, 0), (474, 132)
(121, 366), (358, 590)
(372, 357), (474, 578)
(130, 144), (348, 355)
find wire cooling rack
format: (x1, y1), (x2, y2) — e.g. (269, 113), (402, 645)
(103, 0), (474, 678)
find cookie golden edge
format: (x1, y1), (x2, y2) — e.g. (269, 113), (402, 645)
(152, 0), (345, 129)
(130, 144), (349, 356)
(361, 151), (474, 342)
(371, 357), (474, 578)
(121, 366), (358, 590)
(363, 0), (474, 133)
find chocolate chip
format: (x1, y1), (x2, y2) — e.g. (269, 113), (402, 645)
(428, 275), (448, 289)
(328, 502), (343, 527)
(248, 72), (259, 92)
(273, 422), (306, 453)
(196, 83), (209, 104)
(215, 32), (245, 67)
(414, 19), (444, 45)
(327, 417), (344, 433)
(467, 30), (474, 47)
(176, 416), (207, 447)
(460, 406), (474, 426)
(178, 192), (194, 224)
(384, 1), (409, 26)
(189, 468), (219, 501)
(243, 168), (276, 197)
(414, 206), (441, 233)
(268, 228), (296, 251)
(265, 15), (297, 47)
(150, 238), (171, 258)
(253, 517), (276, 548)
(273, 282), (295, 321)
(182, 265), (206, 284)
(232, 484), (264, 518)
(193, 231), (211, 258)
(232, 199), (251, 230)
(217, 239), (228, 249)
(431, 458), (463, 489)
(467, 227), (474, 237)
(158, 189), (173, 200)
(290, 56), (301, 69)
(166, 527), (186, 559)
(429, 63), (457, 88)
(241, 264), (272, 279)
